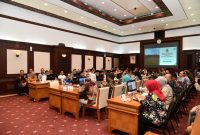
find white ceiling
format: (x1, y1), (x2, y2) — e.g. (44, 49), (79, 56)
(7, 0), (200, 36)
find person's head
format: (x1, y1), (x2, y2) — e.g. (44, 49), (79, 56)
(165, 70), (170, 74)
(20, 70), (24, 75)
(41, 68), (45, 74)
(60, 71), (64, 75)
(171, 73), (177, 80)
(45, 70), (49, 75)
(50, 69), (53, 74)
(145, 80), (165, 101)
(155, 76), (167, 89)
(66, 73), (71, 79)
(179, 71), (185, 77)
(29, 68), (33, 74)
(165, 73), (172, 82)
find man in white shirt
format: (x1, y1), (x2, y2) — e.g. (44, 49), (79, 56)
(58, 71), (66, 84)
(89, 69), (96, 82)
(38, 68), (47, 81)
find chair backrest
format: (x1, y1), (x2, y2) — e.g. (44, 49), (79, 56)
(167, 97), (176, 119)
(97, 87), (109, 109)
(112, 85), (123, 98)
(136, 80), (141, 90)
(48, 80), (59, 88)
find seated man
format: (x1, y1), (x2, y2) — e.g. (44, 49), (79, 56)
(17, 70), (28, 96)
(27, 68), (37, 82)
(79, 78), (98, 106)
(47, 69), (57, 80)
(38, 68), (46, 81)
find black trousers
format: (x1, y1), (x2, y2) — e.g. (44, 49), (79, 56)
(138, 115), (155, 135)
(18, 84), (28, 96)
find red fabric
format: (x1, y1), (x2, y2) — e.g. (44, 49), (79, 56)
(145, 80), (166, 101)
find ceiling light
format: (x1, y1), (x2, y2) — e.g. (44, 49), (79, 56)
(113, 28), (116, 30)
(155, 6), (159, 9)
(151, 12), (154, 15)
(138, 28), (142, 31)
(166, 24), (169, 26)
(190, 13), (194, 16)
(93, 21), (97, 24)
(192, 19), (196, 22)
(101, 1), (105, 4)
(84, 2), (87, 5)
(188, 7), (192, 10)
(124, 14), (127, 17)
(148, 0), (152, 1)
(161, 19), (164, 22)
(134, 16), (137, 19)
(114, 9), (117, 12)
(131, 25), (135, 27)
(44, 3), (48, 6)
(64, 10), (68, 13)
(121, 31), (124, 33)
(81, 16), (84, 19)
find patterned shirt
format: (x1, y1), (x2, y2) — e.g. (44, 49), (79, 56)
(140, 93), (167, 125)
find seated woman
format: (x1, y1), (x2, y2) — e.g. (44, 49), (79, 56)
(156, 76), (173, 109)
(79, 78), (98, 106)
(17, 70), (28, 96)
(135, 80), (167, 135)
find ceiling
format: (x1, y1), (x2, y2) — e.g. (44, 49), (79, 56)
(3, 0), (200, 36)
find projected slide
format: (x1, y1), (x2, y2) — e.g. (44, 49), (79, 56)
(159, 47), (177, 66)
(144, 43), (178, 67)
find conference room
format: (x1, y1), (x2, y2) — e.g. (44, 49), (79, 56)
(0, 0), (200, 135)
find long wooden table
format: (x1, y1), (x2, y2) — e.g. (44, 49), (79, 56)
(28, 82), (50, 101)
(49, 85), (80, 119)
(191, 115), (200, 135)
(107, 96), (141, 135)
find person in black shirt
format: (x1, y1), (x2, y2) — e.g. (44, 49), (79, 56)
(47, 69), (57, 80)
(17, 70), (28, 96)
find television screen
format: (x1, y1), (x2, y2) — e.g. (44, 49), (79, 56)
(127, 80), (136, 92)
(79, 78), (85, 85)
(144, 42), (178, 67)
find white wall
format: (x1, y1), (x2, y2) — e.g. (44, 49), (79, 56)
(34, 51), (50, 73)
(119, 42), (140, 53)
(165, 26), (200, 38)
(7, 49), (28, 74)
(71, 54), (82, 71)
(85, 55), (93, 70)
(183, 36), (200, 50)
(119, 33), (154, 42)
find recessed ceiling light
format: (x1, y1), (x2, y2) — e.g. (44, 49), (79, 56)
(134, 16), (137, 19)
(93, 21), (97, 24)
(138, 28), (142, 31)
(114, 9), (117, 12)
(148, 0), (151, 1)
(64, 10), (68, 13)
(161, 19), (164, 22)
(124, 14), (127, 17)
(81, 16), (84, 19)
(151, 12), (154, 15)
(192, 19), (196, 22)
(44, 3), (48, 6)
(113, 28), (116, 30)
(84, 2), (87, 5)
(101, 1), (105, 4)
(166, 23), (169, 26)
(155, 6), (159, 9)
(188, 7), (192, 10)
(190, 13), (194, 16)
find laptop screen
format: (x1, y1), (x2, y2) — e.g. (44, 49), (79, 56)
(127, 80), (136, 92)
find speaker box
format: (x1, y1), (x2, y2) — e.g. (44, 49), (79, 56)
(154, 30), (165, 39)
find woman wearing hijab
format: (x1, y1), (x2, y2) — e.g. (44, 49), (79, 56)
(156, 76), (173, 109)
(135, 80), (167, 135)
